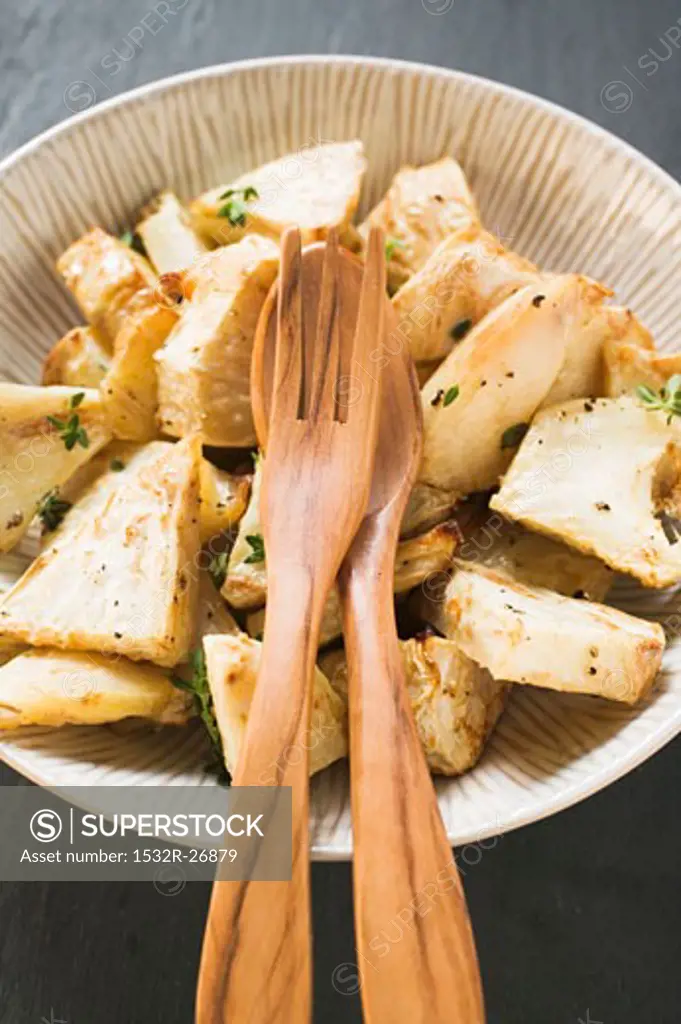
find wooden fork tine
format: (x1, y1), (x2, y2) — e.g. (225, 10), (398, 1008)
(272, 227), (304, 423)
(344, 225), (385, 427)
(309, 228), (341, 421)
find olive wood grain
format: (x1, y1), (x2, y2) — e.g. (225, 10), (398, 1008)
(196, 227), (386, 1023)
(338, 298), (486, 1023)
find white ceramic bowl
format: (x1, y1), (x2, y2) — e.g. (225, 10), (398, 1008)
(2, 56), (681, 858)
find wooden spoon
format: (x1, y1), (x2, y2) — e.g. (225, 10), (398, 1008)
(195, 226), (386, 1024)
(253, 245), (485, 1021)
(337, 298), (486, 1022)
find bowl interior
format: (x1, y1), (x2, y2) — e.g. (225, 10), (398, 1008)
(1, 56), (681, 856)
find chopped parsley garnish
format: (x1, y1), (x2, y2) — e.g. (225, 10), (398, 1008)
(110, 458), (125, 472)
(449, 318), (472, 341)
(46, 395), (90, 451)
(244, 533), (265, 564)
(637, 375), (681, 420)
(443, 385), (460, 407)
(171, 648), (227, 783)
(37, 490), (72, 532)
(385, 237), (404, 262)
(217, 185), (259, 226)
(208, 551), (229, 589)
(501, 422), (529, 449)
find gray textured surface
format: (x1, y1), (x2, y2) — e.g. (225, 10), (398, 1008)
(1, 0), (681, 1020)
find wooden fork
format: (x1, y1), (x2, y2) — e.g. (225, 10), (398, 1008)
(338, 278), (486, 1022)
(195, 226), (386, 1024)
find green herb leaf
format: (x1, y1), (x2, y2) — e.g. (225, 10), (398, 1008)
(217, 186), (259, 226)
(37, 490), (72, 532)
(636, 384), (658, 404)
(208, 551), (229, 590)
(171, 648), (227, 781)
(449, 318), (472, 342)
(637, 375), (681, 419)
(384, 237), (404, 262)
(501, 422), (529, 449)
(443, 385), (460, 407)
(70, 392), (85, 409)
(47, 410), (90, 451)
(244, 533), (265, 564)
(110, 458), (125, 472)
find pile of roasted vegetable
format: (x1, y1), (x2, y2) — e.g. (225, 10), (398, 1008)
(0, 140), (677, 782)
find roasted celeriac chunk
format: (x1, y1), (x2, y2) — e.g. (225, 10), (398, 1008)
(0, 648), (191, 730)
(182, 233), (280, 301)
(0, 644), (23, 668)
(400, 481), (459, 538)
(57, 228), (156, 346)
(392, 225), (538, 362)
(0, 384), (112, 553)
(491, 397), (681, 587)
(0, 437), (201, 666)
(539, 301), (649, 408)
(412, 516), (612, 638)
(360, 157), (478, 288)
(170, 571), (240, 692)
(155, 236), (279, 446)
(42, 326), (112, 387)
(199, 461), (251, 544)
(101, 289), (180, 441)
(418, 276), (587, 496)
(321, 635), (508, 775)
(604, 339), (681, 398)
(219, 455), (265, 607)
(190, 141), (366, 245)
(136, 191), (209, 275)
(55, 441), (247, 550)
(193, 571), (240, 643)
(440, 563), (664, 704)
(457, 513), (613, 601)
(203, 633), (348, 777)
(54, 441), (168, 513)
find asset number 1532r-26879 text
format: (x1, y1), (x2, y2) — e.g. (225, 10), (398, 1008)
(132, 849), (239, 863)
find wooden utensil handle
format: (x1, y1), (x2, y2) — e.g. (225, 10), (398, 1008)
(196, 572), (321, 1024)
(341, 529), (485, 1024)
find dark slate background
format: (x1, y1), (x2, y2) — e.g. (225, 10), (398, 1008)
(1, 0), (680, 1020)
